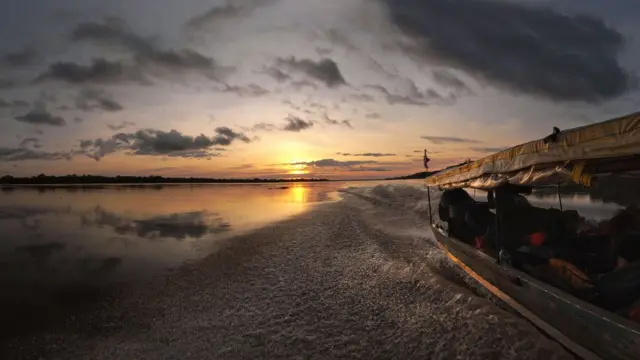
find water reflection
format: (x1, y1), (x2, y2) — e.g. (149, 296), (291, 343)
(0, 182), (359, 341)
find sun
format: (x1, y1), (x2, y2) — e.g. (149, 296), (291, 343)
(288, 169), (309, 175)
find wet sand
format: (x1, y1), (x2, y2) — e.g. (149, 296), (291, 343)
(4, 188), (573, 359)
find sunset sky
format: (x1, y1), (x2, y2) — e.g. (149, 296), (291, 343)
(1, 0), (639, 179)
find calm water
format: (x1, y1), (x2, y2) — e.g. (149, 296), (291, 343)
(0, 180), (628, 346)
(0, 182), (392, 286)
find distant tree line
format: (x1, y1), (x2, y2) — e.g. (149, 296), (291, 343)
(0, 174), (330, 185)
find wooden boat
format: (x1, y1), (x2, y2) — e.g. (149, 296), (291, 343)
(424, 112), (640, 360)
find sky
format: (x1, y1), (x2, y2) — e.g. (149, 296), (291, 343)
(0, 0), (639, 180)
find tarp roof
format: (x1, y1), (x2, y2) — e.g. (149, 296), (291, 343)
(425, 112), (640, 189)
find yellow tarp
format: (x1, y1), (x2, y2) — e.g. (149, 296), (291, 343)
(426, 112), (640, 188)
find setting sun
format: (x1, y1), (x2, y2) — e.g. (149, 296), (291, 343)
(288, 169), (309, 175)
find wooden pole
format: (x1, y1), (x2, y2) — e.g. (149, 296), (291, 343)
(557, 183), (563, 211)
(427, 185), (433, 225)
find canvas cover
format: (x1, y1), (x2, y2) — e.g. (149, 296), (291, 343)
(426, 112), (640, 189)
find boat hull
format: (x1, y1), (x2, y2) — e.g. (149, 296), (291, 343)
(431, 225), (640, 360)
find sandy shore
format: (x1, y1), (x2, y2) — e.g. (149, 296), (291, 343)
(5, 189), (573, 360)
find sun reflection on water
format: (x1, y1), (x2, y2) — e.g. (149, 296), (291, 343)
(289, 184), (308, 204)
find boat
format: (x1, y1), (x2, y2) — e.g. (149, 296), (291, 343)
(423, 112), (640, 360)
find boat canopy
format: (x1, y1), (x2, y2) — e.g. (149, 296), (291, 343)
(426, 112), (640, 190)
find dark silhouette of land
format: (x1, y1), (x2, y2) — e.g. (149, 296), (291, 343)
(386, 171), (435, 180)
(386, 160), (473, 180)
(0, 174), (330, 185)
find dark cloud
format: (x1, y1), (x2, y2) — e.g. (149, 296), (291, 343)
(275, 57), (346, 88)
(365, 112), (381, 119)
(0, 99), (29, 109)
(71, 19), (229, 80)
(15, 109), (66, 127)
(421, 136), (482, 144)
(432, 69), (473, 94)
(19, 138), (42, 149)
(222, 83), (269, 97)
(3, 48), (37, 67)
(0, 78), (16, 89)
(37, 59), (144, 85)
(0, 147), (73, 162)
(263, 66), (292, 83)
(381, 0), (634, 102)
(121, 130), (220, 158)
(282, 99), (302, 111)
(291, 80), (319, 91)
(342, 153), (396, 157)
(230, 163), (254, 170)
(366, 82), (447, 106)
(283, 115), (314, 132)
(186, 0), (277, 30)
(85, 127), (249, 161)
(347, 167), (392, 172)
(107, 121), (135, 131)
(290, 159), (377, 168)
(470, 146), (508, 153)
(251, 123), (277, 132)
(79, 139), (94, 149)
(76, 88), (124, 112)
(213, 126), (251, 145)
(346, 93), (376, 103)
(323, 113), (353, 128)
(316, 47), (333, 56)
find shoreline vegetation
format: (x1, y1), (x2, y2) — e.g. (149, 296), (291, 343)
(0, 174), (331, 185)
(0, 166), (458, 185)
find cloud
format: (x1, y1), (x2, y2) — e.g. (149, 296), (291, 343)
(0, 147), (73, 162)
(346, 167), (392, 172)
(341, 153), (396, 157)
(251, 122), (277, 131)
(230, 163), (254, 170)
(3, 48), (37, 67)
(470, 146), (508, 153)
(291, 79), (319, 90)
(71, 19), (229, 80)
(365, 112), (381, 119)
(15, 109), (66, 127)
(323, 113), (353, 128)
(85, 127), (250, 161)
(366, 82), (447, 106)
(275, 57), (347, 88)
(420, 136), (482, 144)
(290, 159), (377, 168)
(79, 139), (94, 149)
(381, 0), (634, 102)
(76, 88), (124, 112)
(19, 138), (42, 149)
(107, 121), (136, 131)
(263, 66), (292, 83)
(121, 130), (220, 158)
(0, 78), (16, 89)
(0, 99), (29, 109)
(186, 0), (277, 31)
(432, 69), (473, 94)
(221, 83), (269, 97)
(37, 59), (144, 85)
(212, 126), (251, 145)
(346, 93), (376, 103)
(283, 115), (314, 132)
